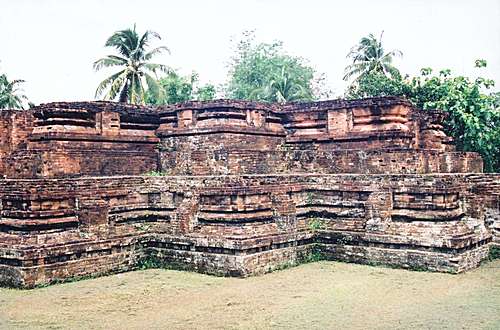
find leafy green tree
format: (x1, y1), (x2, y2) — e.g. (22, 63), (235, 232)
(148, 71), (195, 105)
(196, 84), (217, 101)
(146, 71), (217, 105)
(345, 72), (408, 99)
(344, 31), (402, 83)
(250, 65), (312, 103)
(93, 25), (169, 104)
(492, 91), (500, 108)
(226, 32), (325, 102)
(0, 73), (29, 109)
(346, 61), (500, 172)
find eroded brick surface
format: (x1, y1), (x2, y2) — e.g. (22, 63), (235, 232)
(0, 97), (498, 288)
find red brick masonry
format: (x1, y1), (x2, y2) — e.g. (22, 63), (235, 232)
(0, 97), (497, 288)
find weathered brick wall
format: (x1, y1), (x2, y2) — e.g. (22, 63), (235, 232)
(1, 102), (160, 178)
(0, 110), (35, 176)
(158, 97), (481, 175)
(0, 173), (497, 287)
(5, 147), (158, 178)
(0, 98), (483, 179)
(160, 148), (482, 175)
(464, 174), (500, 247)
(0, 97), (497, 288)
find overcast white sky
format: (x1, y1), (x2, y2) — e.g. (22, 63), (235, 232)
(1, 0), (499, 104)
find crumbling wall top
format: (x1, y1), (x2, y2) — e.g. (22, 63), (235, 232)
(157, 99), (280, 114)
(281, 96), (414, 112)
(157, 96), (415, 114)
(33, 101), (157, 113)
(28, 97), (445, 119)
(32, 101), (159, 123)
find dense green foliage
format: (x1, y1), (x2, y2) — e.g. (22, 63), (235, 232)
(346, 62), (500, 172)
(343, 31), (402, 83)
(249, 65), (313, 103)
(0, 73), (29, 109)
(94, 25), (169, 104)
(145, 71), (216, 105)
(226, 32), (327, 103)
(196, 84), (217, 101)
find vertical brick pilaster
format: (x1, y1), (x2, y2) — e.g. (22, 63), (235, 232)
(366, 191), (392, 232)
(271, 193), (297, 232)
(77, 198), (109, 237)
(175, 191), (199, 234)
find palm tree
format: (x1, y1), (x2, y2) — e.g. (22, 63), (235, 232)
(343, 31), (402, 82)
(94, 25), (169, 104)
(250, 66), (312, 103)
(0, 74), (29, 109)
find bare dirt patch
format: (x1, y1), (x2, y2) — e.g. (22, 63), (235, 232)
(1, 260), (499, 329)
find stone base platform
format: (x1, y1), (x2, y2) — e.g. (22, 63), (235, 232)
(0, 173), (498, 288)
(0, 233), (493, 288)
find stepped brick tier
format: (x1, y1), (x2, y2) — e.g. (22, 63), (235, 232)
(0, 97), (498, 288)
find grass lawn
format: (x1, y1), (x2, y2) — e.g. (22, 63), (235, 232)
(1, 260), (499, 329)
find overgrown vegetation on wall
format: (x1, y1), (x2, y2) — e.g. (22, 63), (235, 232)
(345, 62), (500, 172)
(342, 32), (499, 172)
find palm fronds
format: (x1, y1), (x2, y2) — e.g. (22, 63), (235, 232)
(94, 25), (169, 104)
(0, 74), (29, 109)
(344, 31), (402, 83)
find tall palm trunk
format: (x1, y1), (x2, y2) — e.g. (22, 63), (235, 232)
(119, 80), (129, 102)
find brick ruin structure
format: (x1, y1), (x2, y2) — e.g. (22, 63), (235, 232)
(0, 97), (498, 288)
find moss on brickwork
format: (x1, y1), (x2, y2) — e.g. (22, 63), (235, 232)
(489, 245), (500, 260)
